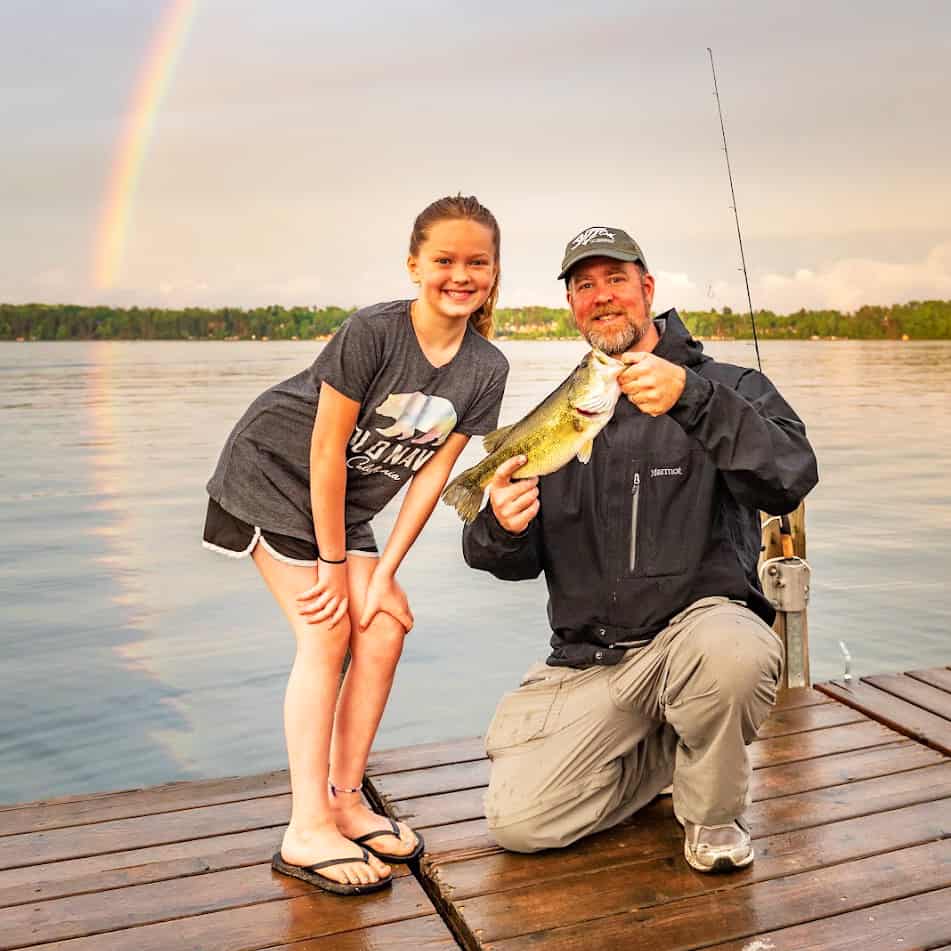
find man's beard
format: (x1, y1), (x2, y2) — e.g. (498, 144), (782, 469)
(586, 313), (649, 355)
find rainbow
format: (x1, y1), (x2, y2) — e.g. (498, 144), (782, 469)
(94, 0), (199, 290)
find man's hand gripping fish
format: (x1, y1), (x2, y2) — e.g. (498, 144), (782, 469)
(442, 349), (623, 522)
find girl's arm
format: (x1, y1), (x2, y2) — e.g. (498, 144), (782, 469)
(359, 431), (471, 630)
(295, 382), (360, 627)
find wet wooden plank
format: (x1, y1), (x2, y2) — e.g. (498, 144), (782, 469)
(485, 838), (951, 949)
(751, 740), (943, 800)
(373, 761), (489, 803)
(265, 915), (460, 949)
(390, 787), (484, 830)
(746, 719), (900, 766)
(772, 685), (833, 709)
(743, 761), (951, 837)
(367, 738), (484, 776)
(702, 886), (951, 951)
(864, 673), (951, 721)
(0, 771), (290, 837)
(3, 868), (424, 950)
(23, 875), (438, 951)
(416, 819), (497, 865)
(755, 701), (864, 737)
(907, 667), (951, 694)
(0, 826), (282, 909)
(431, 797), (950, 901)
(0, 794), (290, 871)
(819, 680), (951, 755)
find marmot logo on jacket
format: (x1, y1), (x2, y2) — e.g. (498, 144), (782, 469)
(651, 466), (683, 477)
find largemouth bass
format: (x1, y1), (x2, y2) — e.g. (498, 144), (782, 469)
(442, 348), (623, 522)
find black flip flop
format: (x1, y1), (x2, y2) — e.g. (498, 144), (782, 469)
(354, 816), (425, 863)
(271, 847), (392, 896)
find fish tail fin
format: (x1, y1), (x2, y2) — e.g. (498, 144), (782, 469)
(441, 471), (486, 523)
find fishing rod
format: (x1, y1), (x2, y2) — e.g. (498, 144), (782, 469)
(707, 47), (762, 372)
(708, 52), (816, 686)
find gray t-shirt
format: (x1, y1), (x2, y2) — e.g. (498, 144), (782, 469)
(206, 299), (509, 540)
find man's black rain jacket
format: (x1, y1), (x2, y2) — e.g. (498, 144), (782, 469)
(462, 310), (819, 668)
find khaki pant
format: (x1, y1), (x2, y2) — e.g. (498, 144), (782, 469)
(484, 597), (784, 853)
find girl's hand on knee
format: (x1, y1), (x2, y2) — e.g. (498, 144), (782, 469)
(296, 562), (349, 627)
(359, 570), (413, 633)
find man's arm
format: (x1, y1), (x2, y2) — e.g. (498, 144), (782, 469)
(462, 455), (544, 580)
(620, 352), (817, 515)
(669, 366), (818, 514)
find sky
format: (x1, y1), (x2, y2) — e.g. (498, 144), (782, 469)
(2, 0), (950, 315)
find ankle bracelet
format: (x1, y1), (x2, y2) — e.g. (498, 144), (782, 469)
(329, 781), (362, 796)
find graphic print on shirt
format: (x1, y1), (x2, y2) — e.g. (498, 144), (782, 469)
(375, 392), (458, 445)
(346, 392), (458, 481)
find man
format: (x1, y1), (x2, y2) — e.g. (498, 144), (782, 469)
(462, 226), (818, 872)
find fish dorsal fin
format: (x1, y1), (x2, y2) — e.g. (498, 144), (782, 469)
(482, 423), (516, 453)
(577, 439), (594, 464)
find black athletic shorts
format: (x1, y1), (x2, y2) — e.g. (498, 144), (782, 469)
(202, 498), (378, 566)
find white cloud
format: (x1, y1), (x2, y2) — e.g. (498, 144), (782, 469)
(655, 271), (696, 292)
(756, 242), (951, 313)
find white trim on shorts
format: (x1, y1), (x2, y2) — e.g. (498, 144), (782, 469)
(203, 531), (376, 567)
(257, 535), (319, 567)
(202, 526), (261, 559)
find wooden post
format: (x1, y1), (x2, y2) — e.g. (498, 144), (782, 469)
(760, 501), (810, 688)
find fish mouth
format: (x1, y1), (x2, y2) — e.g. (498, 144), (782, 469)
(589, 349), (624, 379)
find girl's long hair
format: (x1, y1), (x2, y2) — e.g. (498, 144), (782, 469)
(409, 194), (501, 339)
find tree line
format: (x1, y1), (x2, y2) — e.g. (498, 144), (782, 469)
(494, 301), (951, 340)
(3, 299), (951, 341)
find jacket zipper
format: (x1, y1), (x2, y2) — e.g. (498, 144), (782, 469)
(629, 471), (640, 573)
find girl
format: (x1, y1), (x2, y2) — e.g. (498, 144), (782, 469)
(203, 195), (508, 895)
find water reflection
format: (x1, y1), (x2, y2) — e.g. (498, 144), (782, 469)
(1, 339), (949, 803)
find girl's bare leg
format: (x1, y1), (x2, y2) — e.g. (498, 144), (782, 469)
(251, 546), (390, 886)
(329, 555), (418, 854)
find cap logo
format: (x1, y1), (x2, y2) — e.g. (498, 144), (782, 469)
(569, 227), (616, 250)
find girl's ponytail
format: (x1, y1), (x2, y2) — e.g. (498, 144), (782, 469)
(409, 195), (501, 339)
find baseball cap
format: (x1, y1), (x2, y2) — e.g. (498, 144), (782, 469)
(557, 226), (648, 280)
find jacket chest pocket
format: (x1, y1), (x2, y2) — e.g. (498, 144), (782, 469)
(628, 451), (699, 578)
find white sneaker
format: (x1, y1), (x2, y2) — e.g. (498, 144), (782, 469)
(676, 814), (754, 872)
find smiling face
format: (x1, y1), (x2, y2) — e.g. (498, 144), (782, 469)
(567, 257), (657, 355)
(407, 218), (498, 323)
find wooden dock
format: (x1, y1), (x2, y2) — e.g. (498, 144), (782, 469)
(1, 667), (949, 950)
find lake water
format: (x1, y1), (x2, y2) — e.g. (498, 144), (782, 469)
(1, 338), (949, 804)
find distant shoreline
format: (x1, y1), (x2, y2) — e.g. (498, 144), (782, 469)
(5, 334), (935, 344)
(3, 300), (950, 341)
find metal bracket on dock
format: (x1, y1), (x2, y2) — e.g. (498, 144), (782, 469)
(760, 556), (810, 613)
(760, 556), (811, 689)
